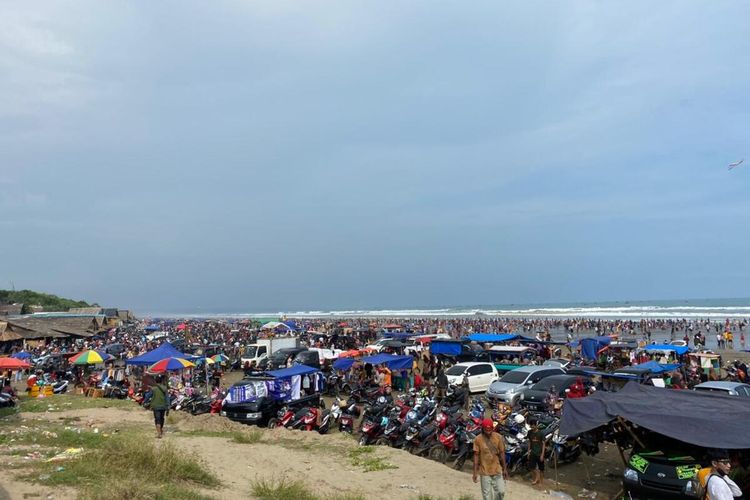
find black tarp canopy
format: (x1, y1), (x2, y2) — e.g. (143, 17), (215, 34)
(560, 382), (750, 449)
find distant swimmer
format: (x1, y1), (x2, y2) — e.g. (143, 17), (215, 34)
(728, 159), (744, 170)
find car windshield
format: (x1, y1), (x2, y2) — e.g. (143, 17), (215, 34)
(531, 377), (562, 391)
(445, 365), (467, 376)
(270, 351), (290, 361)
(244, 346), (258, 358)
(499, 371), (529, 384)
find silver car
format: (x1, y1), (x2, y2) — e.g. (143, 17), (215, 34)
(694, 381), (750, 397)
(485, 366), (565, 406)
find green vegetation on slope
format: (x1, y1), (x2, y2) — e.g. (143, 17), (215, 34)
(0, 289), (93, 312)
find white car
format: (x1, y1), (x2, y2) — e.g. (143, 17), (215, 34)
(444, 362), (499, 393)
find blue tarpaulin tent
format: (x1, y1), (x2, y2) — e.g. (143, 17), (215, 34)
(144, 325), (161, 331)
(429, 340), (464, 356)
(333, 353), (413, 371)
(644, 344), (690, 356)
(578, 337), (612, 362)
(282, 320), (300, 331)
(125, 342), (192, 366)
(11, 351), (33, 360)
(265, 365), (320, 378)
(463, 333), (519, 343)
(633, 360), (681, 374)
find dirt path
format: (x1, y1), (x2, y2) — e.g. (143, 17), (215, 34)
(170, 432), (550, 500)
(1, 404), (564, 499)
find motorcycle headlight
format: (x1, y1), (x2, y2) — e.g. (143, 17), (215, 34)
(519, 394), (524, 401)
(623, 468), (639, 482)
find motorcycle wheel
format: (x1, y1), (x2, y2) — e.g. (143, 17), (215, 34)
(454, 456), (466, 470)
(375, 437), (390, 447)
(267, 418), (280, 429)
(358, 435), (368, 446)
(428, 444), (449, 464)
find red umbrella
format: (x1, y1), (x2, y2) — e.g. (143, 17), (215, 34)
(0, 357), (31, 370)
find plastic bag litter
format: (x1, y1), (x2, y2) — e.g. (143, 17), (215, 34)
(549, 492), (574, 500)
(46, 448), (83, 462)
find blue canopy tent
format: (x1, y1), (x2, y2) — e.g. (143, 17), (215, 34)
(332, 353), (414, 371)
(11, 351), (33, 360)
(463, 333), (519, 343)
(633, 360), (681, 374)
(644, 344), (690, 356)
(574, 336), (612, 362)
(266, 364), (320, 378)
(429, 340), (464, 356)
(144, 325), (161, 331)
(282, 320), (300, 332)
(126, 342), (192, 366)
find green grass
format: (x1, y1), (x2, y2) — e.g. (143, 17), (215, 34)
(0, 426), (108, 448)
(251, 477), (364, 500)
(79, 481), (214, 500)
(24, 433), (219, 496)
(348, 446), (397, 472)
(0, 407), (18, 418)
(15, 394), (136, 413)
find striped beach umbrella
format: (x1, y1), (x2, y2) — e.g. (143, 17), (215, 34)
(210, 354), (230, 364)
(195, 356), (215, 365)
(147, 357), (195, 373)
(70, 350), (113, 365)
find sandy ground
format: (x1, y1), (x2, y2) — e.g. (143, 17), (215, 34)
(0, 405), (556, 500)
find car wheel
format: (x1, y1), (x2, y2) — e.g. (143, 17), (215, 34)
(428, 444), (448, 464)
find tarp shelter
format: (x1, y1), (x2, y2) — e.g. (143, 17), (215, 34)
(126, 342), (192, 366)
(632, 360), (681, 374)
(463, 333), (519, 343)
(560, 382), (750, 449)
(644, 344), (690, 356)
(261, 321), (292, 331)
(429, 340), (464, 356)
(11, 351), (33, 359)
(144, 325), (160, 331)
(573, 337), (612, 362)
(282, 320), (299, 331)
(333, 353), (413, 371)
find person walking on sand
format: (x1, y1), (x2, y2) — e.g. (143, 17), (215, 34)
(473, 418), (508, 500)
(150, 374), (169, 439)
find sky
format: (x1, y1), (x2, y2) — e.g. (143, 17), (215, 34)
(1, 1), (749, 314)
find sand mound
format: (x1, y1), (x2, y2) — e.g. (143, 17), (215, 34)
(174, 412), (256, 434)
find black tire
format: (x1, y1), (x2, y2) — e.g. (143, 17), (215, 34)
(375, 437), (390, 447)
(341, 384), (351, 395)
(428, 444), (449, 464)
(454, 456), (466, 470)
(267, 418), (280, 429)
(358, 435), (369, 446)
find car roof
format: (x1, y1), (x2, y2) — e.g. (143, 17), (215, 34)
(513, 365), (561, 373)
(453, 362), (493, 367)
(695, 381), (750, 390)
(531, 374), (579, 384)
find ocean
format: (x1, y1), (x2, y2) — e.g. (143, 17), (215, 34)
(154, 298), (750, 319)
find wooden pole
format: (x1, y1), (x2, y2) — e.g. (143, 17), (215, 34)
(616, 417), (644, 448)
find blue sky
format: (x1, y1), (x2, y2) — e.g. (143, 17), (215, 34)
(1, 1), (749, 313)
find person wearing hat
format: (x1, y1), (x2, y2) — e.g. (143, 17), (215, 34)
(473, 418), (507, 500)
(702, 449), (742, 500)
